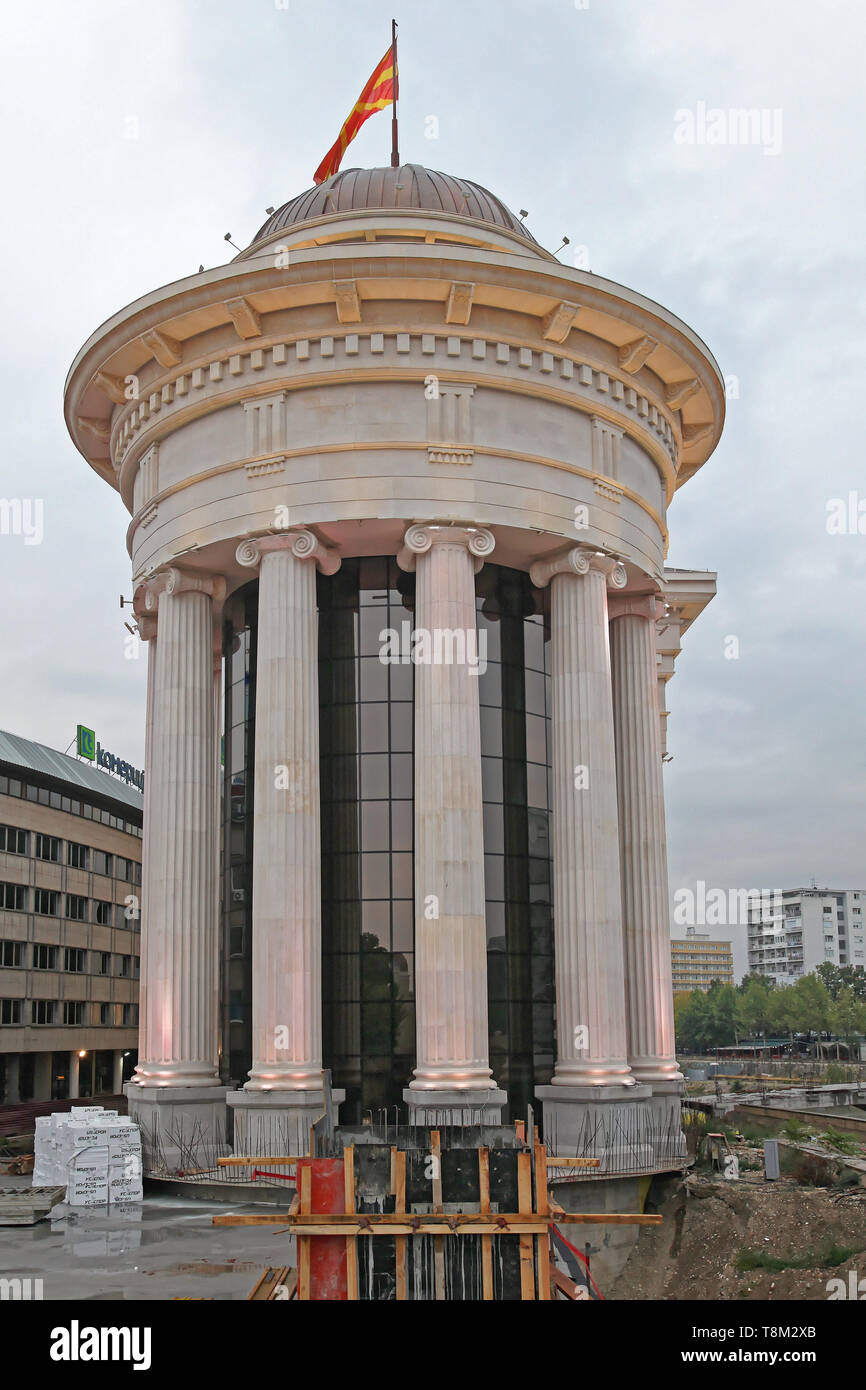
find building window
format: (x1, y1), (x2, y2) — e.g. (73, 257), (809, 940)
(133, 956), (140, 979)
(0, 998), (23, 1024)
(94, 901), (113, 926)
(66, 895), (89, 922)
(121, 1003), (137, 1025)
(34, 888), (59, 916)
(63, 1001), (85, 1025)
(92, 850), (113, 877)
(32, 943), (58, 970)
(0, 941), (24, 967)
(31, 999), (57, 1025)
(34, 833), (61, 862)
(64, 947), (87, 973)
(116, 954), (131, 978)
(0, 825), (28, 855)
(95, 951), (111, 976)
(100, 1002), (114, 1025)
(0, 882), (27, 911)
(67, 842), (90, 871)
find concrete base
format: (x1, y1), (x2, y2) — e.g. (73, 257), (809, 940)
(125, 1084), (228, 1174)
(550, 1174), (653, 1286)
(226, 1088), (345, 1156)
(403, 1088), (508, 1127)
(536, 1084), (687, 1173)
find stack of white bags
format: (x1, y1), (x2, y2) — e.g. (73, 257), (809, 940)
(33, 1106), (143, 1206)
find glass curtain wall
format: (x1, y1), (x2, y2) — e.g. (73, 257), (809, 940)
(220, 562), (555, 1123)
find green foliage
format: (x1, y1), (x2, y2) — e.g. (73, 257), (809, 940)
(675, 971), (842, 1053)
(818, 1128), (862, 1156)
(782, 1118), (810, 1142)
(736, 1241), (862, 1273)
(823, 1062), (847, 1083)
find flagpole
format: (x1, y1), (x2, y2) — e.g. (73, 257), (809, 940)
(391, 18), (400, 168)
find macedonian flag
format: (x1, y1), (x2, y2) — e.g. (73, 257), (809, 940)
(313, 46), (397, 185)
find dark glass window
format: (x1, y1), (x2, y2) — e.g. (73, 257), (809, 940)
(476, 566), (554, 1121)
(319, 557), (416, 1122)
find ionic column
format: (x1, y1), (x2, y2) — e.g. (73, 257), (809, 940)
(530, 546), (634, 1088)
(235, 531), (340, 1090)
(132, 566), (225, 1087)
(609, 594), (681, 1086)
(397, 524), (502, 1103)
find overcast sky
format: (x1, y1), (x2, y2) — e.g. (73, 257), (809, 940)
(1, 0), (863, 965)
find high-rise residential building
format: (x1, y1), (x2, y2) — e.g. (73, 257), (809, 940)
(747, 887), (866, 986)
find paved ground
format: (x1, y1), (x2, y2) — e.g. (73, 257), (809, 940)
(0, 1179), (296, 1301)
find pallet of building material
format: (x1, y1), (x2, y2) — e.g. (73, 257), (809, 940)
(0, 1185), (66, 1225)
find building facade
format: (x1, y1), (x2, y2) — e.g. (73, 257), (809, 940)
(671, 934), (734, 993)
(0, 731), (142, 1103)
(64, 164), (724, 1166)
(747, 888), (866, 987)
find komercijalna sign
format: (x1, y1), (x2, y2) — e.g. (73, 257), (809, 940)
(76, 724), (144, 791)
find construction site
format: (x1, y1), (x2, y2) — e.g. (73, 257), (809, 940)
(2, 1064), (866, 1303)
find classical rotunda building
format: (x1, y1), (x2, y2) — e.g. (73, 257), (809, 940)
(65, 164), (723, 1168)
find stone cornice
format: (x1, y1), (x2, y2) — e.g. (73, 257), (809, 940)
(65, 241), (724, 486)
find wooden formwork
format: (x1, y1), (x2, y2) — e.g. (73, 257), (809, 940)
(217, 1130), (660, 1301)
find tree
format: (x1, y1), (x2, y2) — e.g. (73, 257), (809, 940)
(768, 985), (799, 1052)
(830, 986), (866, 1059)
(736, 979), (775, 1050)
(709, 982), (739, 1047)
(816, 962), (843, 1000)
(839, 965), (866, 1002)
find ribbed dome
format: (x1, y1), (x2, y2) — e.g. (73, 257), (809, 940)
(250, 164), (537, 246)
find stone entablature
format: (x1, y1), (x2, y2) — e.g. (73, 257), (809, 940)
(113, 328), (680, 487)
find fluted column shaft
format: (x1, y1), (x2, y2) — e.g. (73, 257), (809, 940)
(134, 569), (223, 1086)
(531, 547), (634, 1088)
(400, 524), (497, 1092)
(237, 531), (339, 1090)
(610, 599), (681, 1085)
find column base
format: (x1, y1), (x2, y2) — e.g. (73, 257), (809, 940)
(125, 1083), (228, 1175)
(226, 1088), (345, 1157)
(403, 1088), (508, 1127)
(536, 1084), (687, 1174)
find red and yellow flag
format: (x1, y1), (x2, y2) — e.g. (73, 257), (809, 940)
(313, 46), (397, 185)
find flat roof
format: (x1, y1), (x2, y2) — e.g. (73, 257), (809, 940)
(0, 729), (143, 813)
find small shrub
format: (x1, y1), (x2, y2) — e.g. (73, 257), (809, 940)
(736, 1240), (862, 1273)
(782, 1118), (810, 1143)
(824, 1063), (846, 1084)
(819, 1128), (861, 1156)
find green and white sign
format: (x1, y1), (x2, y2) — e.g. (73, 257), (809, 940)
(76, 724), (96, 760)
(76, 723), (144, 791)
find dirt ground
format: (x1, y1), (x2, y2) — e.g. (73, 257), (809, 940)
(609, 1171), (866, 1301)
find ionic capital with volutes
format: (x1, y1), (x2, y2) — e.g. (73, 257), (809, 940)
(529, 545), (627, 591)
(396, 522), (496, 574)
(607, 592), (665, 623)
(234, 529), (341, 575)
